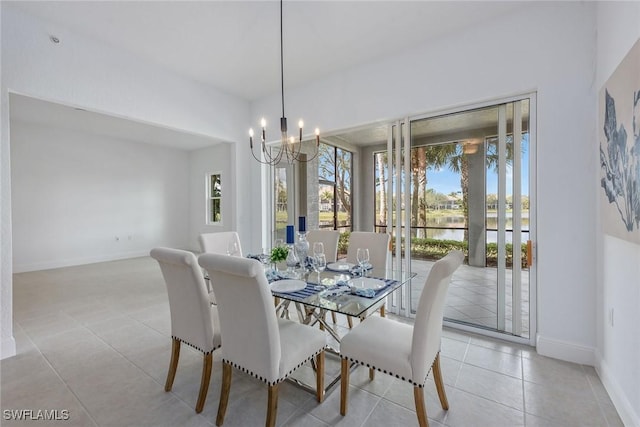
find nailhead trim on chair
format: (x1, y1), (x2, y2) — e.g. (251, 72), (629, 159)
(223, 347), (325, 387)
(172, 336), (221, 355)
(341, 351), (440, 388)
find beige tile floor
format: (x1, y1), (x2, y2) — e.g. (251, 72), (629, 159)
(1, 257), (623, 427)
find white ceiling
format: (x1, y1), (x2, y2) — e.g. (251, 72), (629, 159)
(8, 1), (527, 101)
(7, 1), (531, 148)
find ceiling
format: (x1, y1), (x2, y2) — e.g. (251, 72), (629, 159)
(10, 94), (219, 150)
(6, 1), (531, 148)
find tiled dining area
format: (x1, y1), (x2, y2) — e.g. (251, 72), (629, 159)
(2, 257), (622, 427)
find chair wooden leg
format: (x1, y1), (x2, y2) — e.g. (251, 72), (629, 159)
(432, 353), (449, 410)
(316, 351), (325, 402)
(379, 303), (386, 317)
(413, 386), (430, 427)
(331, 312), (337, 323)
(216, 362), (232, 426)
(165, 338), (180, 391)
(195, 353), (212, 413)
(369, 368), (375, 380)
(266, 383), (279, 427)
(340, 358), (349, 416)
(347, 316), (353, 328)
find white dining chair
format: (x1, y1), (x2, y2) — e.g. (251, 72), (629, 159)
(339, 250), (464, 427)
(198, 231), (243, 257)
(198, 253), (326, 427)
(340, 231), (391, 327)
(306, 229), (340, 262)
(150, 247), (222, 413)
(198, 231), (243, 303)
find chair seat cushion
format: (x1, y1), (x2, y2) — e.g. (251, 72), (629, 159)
(340, 316), (413, 382)
(278, 318), (326, 380)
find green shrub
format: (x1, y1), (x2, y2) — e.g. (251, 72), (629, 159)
(337, 232), (528, 268)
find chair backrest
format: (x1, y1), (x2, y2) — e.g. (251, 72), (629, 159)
(306, 230), (340, 263)
(198, 253), (282, 382)
(198, 231), (243, 257)
(150, 247), (216, 353)
(345, 232), (390, 269)
(410, 250), (464, 382)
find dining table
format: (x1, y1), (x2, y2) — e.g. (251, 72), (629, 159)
(265, 263), (416, 395)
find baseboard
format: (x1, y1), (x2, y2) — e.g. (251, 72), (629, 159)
(595, 350), (640, 427)
(536, 333), (595, 365)
(13, 251), (149, 273)
(1, 337), (16, 360)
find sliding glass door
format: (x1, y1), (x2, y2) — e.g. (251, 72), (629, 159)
(377, 96), (535, 341)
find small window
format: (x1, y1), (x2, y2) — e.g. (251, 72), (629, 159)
(207, 173), (222, 224)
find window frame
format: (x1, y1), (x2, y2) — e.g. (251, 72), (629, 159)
(206, 172), (222, 225)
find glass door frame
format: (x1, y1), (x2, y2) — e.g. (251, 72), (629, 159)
(385, 93), (537, 347)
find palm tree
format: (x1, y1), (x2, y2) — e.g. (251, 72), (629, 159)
(444, 136), (515, 242)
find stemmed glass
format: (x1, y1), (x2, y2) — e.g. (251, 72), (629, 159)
(258, 247), (270, 271)
(314, 254), (327, 285)
(227, 240), (239, 256)
(313, 242), (325, 257)
(356, 248), (370, 277)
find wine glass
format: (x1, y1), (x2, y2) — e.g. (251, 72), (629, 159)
(227, 240), (239, 256)
(258, 247), (270, 270)
(356, 248), (370, 276)
(312, 242), (325, 257)
(315, 254), (326, 284)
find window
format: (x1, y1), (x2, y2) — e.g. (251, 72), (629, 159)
(207, 173), (222, 224)
(318, 143), (352, 233)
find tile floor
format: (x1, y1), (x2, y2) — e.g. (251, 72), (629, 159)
(409, 259), (530, 337)
(1, 257), (623, 426)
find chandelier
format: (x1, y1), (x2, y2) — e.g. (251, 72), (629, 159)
(249, 0), (320, 165)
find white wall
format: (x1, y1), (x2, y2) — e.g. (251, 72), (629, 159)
(189, 143), (237, 251)
(0, 5), (257, 359)
(595, 3), (640, 425)
(255, 1), (598, 360)
(10, 121), (190, 272)
(0, 2), (15, 360)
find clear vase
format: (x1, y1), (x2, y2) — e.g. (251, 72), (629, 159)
(294, 232), (309, 269)
(285, 244), (299, 277)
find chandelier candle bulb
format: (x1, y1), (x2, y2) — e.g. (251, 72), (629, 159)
(315, 128), (320, 145)
(249, 128), (254, 148)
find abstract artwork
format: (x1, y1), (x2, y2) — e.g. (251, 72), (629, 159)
(599, 38), (640, 244)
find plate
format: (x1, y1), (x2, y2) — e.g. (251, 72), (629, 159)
(347, 277), (386, 291)
(327, 262), (354, 271)
(271, 279), (307, 293)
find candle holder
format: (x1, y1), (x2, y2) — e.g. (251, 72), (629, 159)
(295, 231), (309, 271)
